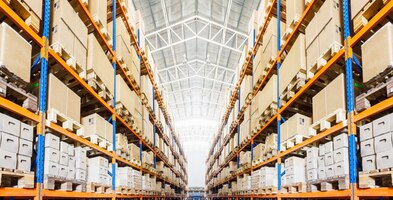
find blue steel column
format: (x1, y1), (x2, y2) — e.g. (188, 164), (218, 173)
(251, 21), (256, 162)
(111, 0), (117, 191)
(36, 0), (51, 199)
(276, 0), (282, 191)
(236, 94), (240, 169)
(153, 88), (157, 168)
(342, 0), (357, 199)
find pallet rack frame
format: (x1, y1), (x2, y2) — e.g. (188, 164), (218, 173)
(0, 0), (188, 198)
(206, 0), (393, 199)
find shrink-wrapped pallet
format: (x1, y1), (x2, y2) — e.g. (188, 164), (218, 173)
(0, 22), (32, 82)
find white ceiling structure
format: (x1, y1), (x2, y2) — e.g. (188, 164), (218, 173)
(133, 0), (261, 187)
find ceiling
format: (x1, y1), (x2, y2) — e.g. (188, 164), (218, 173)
(132, 0), (260, 186)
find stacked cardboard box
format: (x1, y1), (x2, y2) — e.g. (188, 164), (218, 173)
(239, 151), (251, 166)
(283, 157), (306, 185)
(142, 151), (154, 166)
(0, 114), (33, 172)
(116, 166), (134, 187)
(87, 33), (114, 95)
(251, 167), (276, 189)
(88, 0), (107, 31)
(131, 169), (142, 190)
(75, 146), (88, 181)
(312, 73), (345, 123)
(128, 143), (140, 162)
(135, 10), (145, 48)
(360, 113), (393, 171)
(306, 146), (319, 181)
(82, 113), (113, 143)
(286, 1), (305, 30)
(251, 75), (277, 132)
(305, 0), (342, 78)
(87, 156), (110, 185)
(141, 75), (154, 108)
(361, 22), (393, 83)
(0, 22), (32, 83)
(253, 143), (265, 162)
(248, 10), (258, 51)
(240, 107), (251, 143)
(48, 73), (81, 123)
(279, 34), (306, 98)
(280, 113), (311, 147)
(240, 75), (253, 108)
(116, 133), (128, 151)
(51, 0), (88, 77)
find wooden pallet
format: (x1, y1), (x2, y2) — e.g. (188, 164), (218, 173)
(281, 134), (310, 151)
(356, 67), (393, 112)
(0, 168), (34, 188)
(265, 149), (278, 159)
(252, 103), (278, 134)
(86, 182), (112, 193)
(258, 186), (278, 194)
(307, 175), (349, 192)
(308, 108), (346, 136)
(0, 70), (37, 112)
(116, 149), (129, 159)
(51, 42), (86, 80)
(83, 134), (112, 150)
(280, 71), (306, 103)
(3, 0), (40, 32)
(281, 182), (307, 193)
(44, 175), (86, 192)
(116, 186), (135, 194)
(359, 168), (393, 188)
(91, 15), (111, 42)
(86, 71), (113, 101)
(282, 16), (303, 42)
(353, 0), (390, 33)
(47, 108), (84, 136)
(307, 42), (342, 79)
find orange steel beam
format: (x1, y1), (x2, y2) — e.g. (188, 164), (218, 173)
(0, 96), (39, 122)
(357, 188), (393, 197)
(0, 188), (36, 197)
(279, 190), (351, 198)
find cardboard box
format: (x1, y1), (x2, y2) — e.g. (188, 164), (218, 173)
(318, 156), (325, 168)
(333, 147), (349, 163)
(44, 160), (59, 176)
(281, 113), (311, 142)
(333, 133), (348, 149)
(20, 122), (34, 142)
(87, 34), (114, 95)
(82, 113), (113, 142)
(307, 168), (318, 181)
(59, 152), (69, 166)
(312, 73), (345, 122)
(279, 34), (306, 95)
(0, 113), (21, 137)
(45, 133), (60, 150)
(334, 160), (349, 176)
(18, 138), (33, 157)
(318, 167), (326, 179)
(17, 155), (31, 171)
(360, 122), (373, 142)
(325, 164), (335, 178)
(324, 152), (334, 166)
(373, 113), (393, 137)
(360, 138), (375, 157)
(0, 132), (19, 153)
(48, 74), (81, 122)
(45, 147), (60, 163)
(374, 132), (393, 153)
(361, 22), (393, 83)
(0, 22), (32, 82)
(88, 0), (107, 30)
(76, 168), (86, 181)
(116, 74), (141, 118)
(286, 0), (305, 29)
(350, 0), (369, 19)
(362, 154), (376, 172)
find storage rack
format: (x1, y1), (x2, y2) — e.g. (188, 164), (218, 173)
(0, 0), (188, 199)
(206, 0), (393, 199)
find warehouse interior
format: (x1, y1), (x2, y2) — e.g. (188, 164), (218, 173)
(0, 0), (393, 199)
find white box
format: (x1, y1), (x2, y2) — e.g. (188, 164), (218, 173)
(74, 146), (87, 161)
(324, 152), (334, 166)
(307, 147), (319, 160)
(68, 144), (74, 156)
(362, 154), (376, 172)
(376, 149), (393, 169)
(318, 156), (325, 167)
(325, 165), (335, 178)
(45, 133), (60, 150)
(360, 122), (373, 142)
(0, 132), (19, 153)
(333, 133), (348, 149)
(373, 114), (393, 136)
(334, 160), (349, 176)
(306, 158), (318, 170)
(307, 168), (318, 181)
(44, 160), (59, 176)
(18, 138), (33, 156)
(88, 156), (108, 168)
(75, 157), (87, 169)
(67, 167), (75, 179)
(76, 168), (86, 181)
(324, 141), (333, 153)
(17, 155), (31, 171)
(360, 138), (375, 157)
(318, 167), (326, 179)
(0, 113), (20, 136)
(374, 132), (393, 153)
(60, 141), (69, 153)
(333, 147), (349, 163)
(58, 164), (67, 178)
(20, 122), (34, 141)
(0, 149), (16, 169)
(285, 156), (305, 167)
(68, 156), (75, 168)
(59, 152), (69, 166)
(45, 147), (60, 163)
(319, 143), (325, 155)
